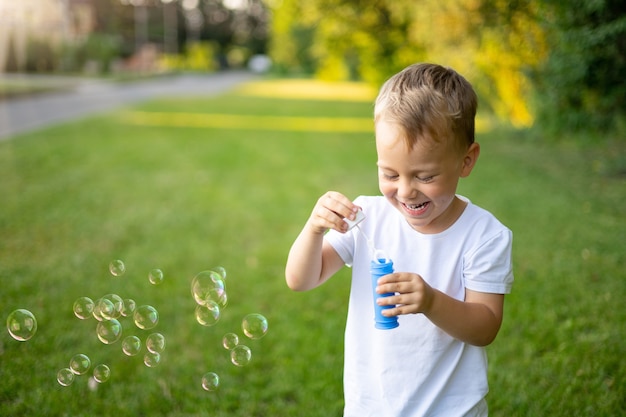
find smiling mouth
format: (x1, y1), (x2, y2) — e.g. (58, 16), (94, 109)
(402, 201), (430, 215)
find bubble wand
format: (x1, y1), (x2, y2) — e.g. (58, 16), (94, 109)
(344, 209), (389, 262)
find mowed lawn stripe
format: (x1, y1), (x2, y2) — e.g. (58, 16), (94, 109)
(119, 111), (374, 133)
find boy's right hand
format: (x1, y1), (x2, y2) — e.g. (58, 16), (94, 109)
(307, 191), (360, 234)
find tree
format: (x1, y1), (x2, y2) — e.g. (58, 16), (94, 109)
(268, 0), (543, 127)
(267, 0), (625, 133)
(531, 0), (626, 133)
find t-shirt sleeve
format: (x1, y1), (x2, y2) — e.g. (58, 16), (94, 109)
(463, 228), (514, 294)
(325, 228), (354, 267)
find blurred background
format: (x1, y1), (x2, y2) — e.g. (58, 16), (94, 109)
(1, 0), (624, 134)
(0, 2), (624, 416)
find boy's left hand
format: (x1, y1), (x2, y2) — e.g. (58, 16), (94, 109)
(375, 272), (434, 316)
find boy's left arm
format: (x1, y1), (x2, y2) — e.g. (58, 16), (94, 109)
(376, 274), (504, 346)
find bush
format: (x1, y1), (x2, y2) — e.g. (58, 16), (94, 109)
(161, 41), (218, 72)
(531, 0), (626, 135)
(24, 39), (58, 72)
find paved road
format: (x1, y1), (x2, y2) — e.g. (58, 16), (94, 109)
(0, 71), (257, 140)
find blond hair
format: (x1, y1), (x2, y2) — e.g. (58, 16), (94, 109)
(374, 63), (477, 150)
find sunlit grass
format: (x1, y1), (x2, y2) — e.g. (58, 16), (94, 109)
(119, 111), (373, 132)
(0, 82), (624, 416)
(234, 78), (378, 102)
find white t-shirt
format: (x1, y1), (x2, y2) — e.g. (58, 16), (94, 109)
(325, 195), (513, 417)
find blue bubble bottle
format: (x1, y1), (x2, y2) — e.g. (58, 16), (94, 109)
(370, 258), (399, 330)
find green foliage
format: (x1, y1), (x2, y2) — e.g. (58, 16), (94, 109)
(161, 42), (218, 72)
(267, 0), (317, 75)
(267, 0), (541, 126)
(269, 0), (423, 83)
(57, 33), (123, 74)
(531, 0), (626, 134)
(267, 0), (626, 135)
(24, 39), (59, 72)
(83, 33), (124, 73)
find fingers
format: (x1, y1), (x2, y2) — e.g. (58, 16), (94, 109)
(309, 191), (359, 234)
(375, 272), (415, 294)
(375, 273), (430, 315)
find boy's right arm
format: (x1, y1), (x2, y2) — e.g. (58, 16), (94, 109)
(285, 192), (359, 291)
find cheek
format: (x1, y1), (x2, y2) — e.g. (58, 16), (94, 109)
(430, 183), (458, 204)
(378, 180), (394, 198)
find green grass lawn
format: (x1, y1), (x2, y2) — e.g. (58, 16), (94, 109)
(0, 81), (624, 416)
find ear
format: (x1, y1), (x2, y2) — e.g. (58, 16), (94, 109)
(460, 142), (480, 178)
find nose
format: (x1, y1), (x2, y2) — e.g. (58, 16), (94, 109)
(397, 177), (417, 199)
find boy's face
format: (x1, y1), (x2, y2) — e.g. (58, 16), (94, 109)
(375, 120), (479, 234)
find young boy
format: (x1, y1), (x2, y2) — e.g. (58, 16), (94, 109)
(285, 63), (513, 416)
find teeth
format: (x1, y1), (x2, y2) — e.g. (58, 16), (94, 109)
(407, 203), (424, 210)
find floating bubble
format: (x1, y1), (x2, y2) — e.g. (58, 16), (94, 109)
(93, 364), (111, 383)
(212, 266), (227, 280)
(148, 269), (164, 285)
(101, 294), (123, 319)
(143, 351), (161, 368)
(222, 333), (239, 350)
(121, 298), (136, 317)
(69, 353), (91, 375)
(230, 345), (251, 367)
(134, 305), (159, 330)
(6, 309), (37, 341)
(122, 335), (141, 356)
(146, 333), (166, 354)
(96, 318), (123, 344)
(242, 313), (268, 339)
(201, 372), (220, 391)
(92, 298), (114, 322)
(57, 368), (75, 386)
(217, 292), (228, 309)
(109, 259), (126, 276)
(191, 270), (228, 308)
(73, 297), (95, 320)
(194, 302), (220, 327)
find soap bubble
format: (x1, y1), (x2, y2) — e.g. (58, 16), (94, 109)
(134, 305), (159, 330)
(242, 313), (268, 339)
(6, 309), (37, 341)
(57, 368), (75, 386)
(148, 269), (164, 285)
(230, 345), (251, 367)
(146, 333), (166, 354)
(222, 333), (239, 350)
(191, 270), (228, 308)
(122, 335), (141, 356)
(92, 298), (114, 322)
(194, 302), (220, 327)
(73, 297), (95, 320)
(143, 351), (161, 368)
(101, 294), (123, 319)
(121, 298), (136, 317)
(212, 266), (227, 280)
(93, 364), (111, 383)
(109, 259), (126, 276)
(201, 372), (220, 391)
(69, 353), (91, 375)
(96, 318), (123, 344)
